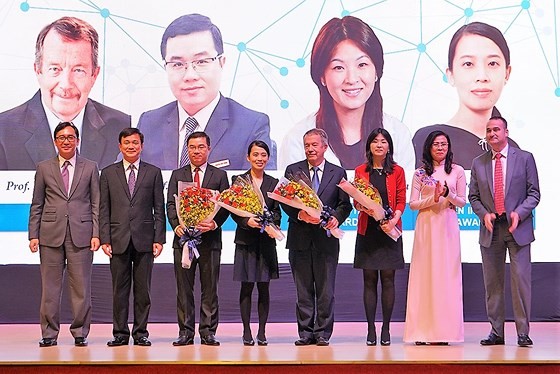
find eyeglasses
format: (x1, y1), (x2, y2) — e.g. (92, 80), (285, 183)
(55, 135), (77, 143)
(164, 55), (222, 74)
(188, 145), (208, 151)
(432, 142), (448, 148)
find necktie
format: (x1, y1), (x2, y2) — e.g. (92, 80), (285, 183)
(494, 153), (505, 214)
(179, 117), (199, 168)
(128, 164), (136, 196)
(311, 166), (320, 192)
(194, 167), (201, 188)
(61, 160), (70, 195)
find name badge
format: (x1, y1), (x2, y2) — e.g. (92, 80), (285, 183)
(210, 159), (230, 168)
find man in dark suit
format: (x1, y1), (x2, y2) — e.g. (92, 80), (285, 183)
(137, 13), (275, 171)
(99, 128), (166, 347)
(0, 16), (129, 170)
(166, 131), (230, 346)
(28, 122), (100, 347)
(469, 116), (540, 347)
(282, 128), (352, 346)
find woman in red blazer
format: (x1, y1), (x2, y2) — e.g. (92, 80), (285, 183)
(354, 128), (406, 346)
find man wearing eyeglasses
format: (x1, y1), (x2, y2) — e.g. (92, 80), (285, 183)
(0, 16), (130, 170)
(137, 13), (276, 171)
(166, 131), (230, 346)
(28, 122), (100, 347)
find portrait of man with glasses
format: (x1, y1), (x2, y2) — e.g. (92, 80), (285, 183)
(0, 16), (130, 170)
(137, 13), (276, 170)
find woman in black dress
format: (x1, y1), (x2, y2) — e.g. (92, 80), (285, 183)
(232, 140), (281, 346)
(354, 128), (406, 346)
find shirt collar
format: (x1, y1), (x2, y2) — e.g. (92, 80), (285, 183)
(123, 158), (140, 171)
(58, 153), (77, 167)
(492, 144), (509, 159)
(308, 160), (325, 172)
(178, 94), (221, 132)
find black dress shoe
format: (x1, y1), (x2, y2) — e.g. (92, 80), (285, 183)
(39, 338), (57, 347)
(172, 336), (194, 346)
(415, 341), (427, 345)
(107, 336), (129, 347)
(480, 333), (505, 346)
(316, 337), (330, 346)
(200, 334), (220, 346)
(517, 334), (533, 347)
(294, 337), (315, 346)
(74, 337), (88, 347)
(134, 337), (152, 346)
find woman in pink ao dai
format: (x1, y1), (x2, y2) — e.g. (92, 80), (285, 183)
(404, 130), (466, 345)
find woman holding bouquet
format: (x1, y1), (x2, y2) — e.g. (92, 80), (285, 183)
(404, 130), (466, 345)
(354, 128), (406, 346)
(232, 140), (281, 346)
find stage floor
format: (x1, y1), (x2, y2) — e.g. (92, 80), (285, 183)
(0, 322), (558, 365)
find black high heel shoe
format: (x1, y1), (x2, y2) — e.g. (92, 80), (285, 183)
(366, 330), (377, 346)
(380, 329), (391, 346)
(242, 337), (255, 346)
(257, 335), (268, 346)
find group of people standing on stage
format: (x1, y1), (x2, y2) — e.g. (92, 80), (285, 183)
(19, 11), (540, 349)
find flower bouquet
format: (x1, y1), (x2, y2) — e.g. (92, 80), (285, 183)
(337, 177), (401, 241)
(174, 181), (220, 268)
(212, 175), (284, 240)
(268, 172), (344, 239)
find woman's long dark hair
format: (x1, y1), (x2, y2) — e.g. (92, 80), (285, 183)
(365, 128), (396, 174)
(421, 130), (453, 175)
(311, 16), (384, 160)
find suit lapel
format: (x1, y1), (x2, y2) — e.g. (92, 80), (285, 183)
(115, 162), (131, 200)
(69, 156), (85, 198)
(132, 161), (148, 199)
(80, 100), (107, 163)
(483, 152), (495, 200)
(164, 104), (180, 169)
(317, 162), (334, 197)
(50, 157), (67, 197)
(201, 165), (212, 188)
(504, 148), (517, 198)
(205, 95), (228, 155)
(24, 92), (57, 166)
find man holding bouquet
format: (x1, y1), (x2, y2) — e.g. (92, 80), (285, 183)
(282, 128), (352, 346)
(166, 131), (230, 346)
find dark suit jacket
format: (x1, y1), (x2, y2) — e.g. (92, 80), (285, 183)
(166, 164), (230, 250)
(99, 161), (166, 255)
(0, 90), (130, 170)
(137, 94), (276, 170)
(231, 171), (281, 247)
(28, 155), (100, 248)
(469, 147), (540, 247)
(283, 160), (352, 251)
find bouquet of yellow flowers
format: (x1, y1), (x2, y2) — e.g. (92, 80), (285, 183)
(268, 173), (344, 239)
(337, 177), (401, 241)
(174, 181), (220, 268)
(213, 175), (284, 240)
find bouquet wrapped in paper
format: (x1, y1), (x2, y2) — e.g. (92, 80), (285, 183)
(268, 172), (344, 239)
(174, 181), (220, 268)
(212, 175), (284, 240)
(337, 177), (402, 241)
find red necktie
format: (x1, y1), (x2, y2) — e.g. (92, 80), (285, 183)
(494, 153), (505, 214)
(194, 167), (201, 188)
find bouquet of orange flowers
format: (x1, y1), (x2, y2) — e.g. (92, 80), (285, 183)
(213, 175), (284, 240)
(268, 173), (344, 239)
(338, 177), (401, 241)
(174, 181), (220, 268)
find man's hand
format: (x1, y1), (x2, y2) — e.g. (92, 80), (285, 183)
(509, 211), (520, 233)
(29, 239), (39, 253)
(483, 212), (496, 232)
(91, 237), (100, 252)
(196, 219), (216, 233)
(101, 243), (112, 258)
(174, 224), (186, 237)
(298, 210), (321, 224)
(324, 216), (339, 230)
(153, 243), (163, 258)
